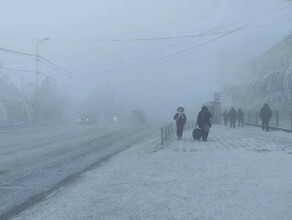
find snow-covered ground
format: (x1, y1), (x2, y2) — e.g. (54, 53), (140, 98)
(15, 125), (292, 220)
(0, 122), (159, 218)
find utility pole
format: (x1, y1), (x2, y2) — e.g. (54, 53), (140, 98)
(35, 37), (49, 122)
(36, 37), (49, 89)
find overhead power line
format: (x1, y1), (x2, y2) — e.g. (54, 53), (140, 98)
(0, 66), (35, 73)
(0, 29), (256, 43)
(39, 56), (81, 79)
(0, 47), (36, 57)
(80, 2), (291, 75)
(0, 46), (81, 79)
(86, 25), (246, 77)
(85, 20), (246, 73)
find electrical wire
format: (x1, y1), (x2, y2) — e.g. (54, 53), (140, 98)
(0, 29), (259, 43)
(0, 46), (82, 79)
(39, 56), (80, 79)
(80, 2), (292, 75)
(0, 66), (35, 73)
(85, 19), (246, 73)
(0, 0), (290, 80)
(0, 47), (36, 57)
(86, 25), (246, 77)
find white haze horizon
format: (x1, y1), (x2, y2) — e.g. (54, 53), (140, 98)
(1, 0), (292, 122)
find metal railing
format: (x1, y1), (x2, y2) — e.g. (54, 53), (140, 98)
(245, 110), (292, 133)
(160, 121), (196, 146)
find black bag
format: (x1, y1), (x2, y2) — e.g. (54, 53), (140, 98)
(193, 128), (202, 140)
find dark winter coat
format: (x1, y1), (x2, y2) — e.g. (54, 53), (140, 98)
(228, 109), (237, 120)
(259, 107), (272, 121)
(196, 111), (212, 129)
(174, 113), (187, 126)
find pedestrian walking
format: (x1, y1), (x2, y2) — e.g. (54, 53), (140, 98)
(237, 108), (244, 127)
(228, 107), (237, 128)
(259, 104), (272, 131)
(196, 106), (212, 141)
(222, 110), (228, 127)
(173, 107), (187, 140)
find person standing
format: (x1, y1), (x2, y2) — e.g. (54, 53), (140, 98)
(197, 106), (212, 141)
(228, 107), (237, 128)
(259, 104), (272, 131)
(173, 107), (187, 140)
(237, 108), (244, 127)
(222, 110), (229, 127)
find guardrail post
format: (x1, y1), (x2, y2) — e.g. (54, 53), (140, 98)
(256, 112), (258, 125)
(291, 111), (292, 131)
(248, 111), (251, 123)
(164, 125), (167, 140)
(276, 111), (279, 129)
(161, 127), (164, 146)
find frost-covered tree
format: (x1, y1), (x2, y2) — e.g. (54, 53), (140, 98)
(225, 35), (292, 112)
(0, 73), (32, 123)
(30, 78), (68, 123)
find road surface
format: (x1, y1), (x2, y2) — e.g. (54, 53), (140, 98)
(0, 123), (157, 219)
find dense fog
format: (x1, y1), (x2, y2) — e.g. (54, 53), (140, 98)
(0, 0), (292, 124)
(2, 1), (292, 219)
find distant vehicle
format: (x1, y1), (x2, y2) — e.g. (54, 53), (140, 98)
(78, 114), (97, 125)
(129, 110), (146, 124)
(106, 113), (120, 123)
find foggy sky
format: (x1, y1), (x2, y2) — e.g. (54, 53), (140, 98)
(0, 0), (292, 120)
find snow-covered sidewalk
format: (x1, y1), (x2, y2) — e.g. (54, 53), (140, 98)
(16, 126), (292, 220)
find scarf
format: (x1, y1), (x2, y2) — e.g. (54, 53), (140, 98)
(177, 112), (185, 120)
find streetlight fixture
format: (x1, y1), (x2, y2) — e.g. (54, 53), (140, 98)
(36, 37), (50, 89)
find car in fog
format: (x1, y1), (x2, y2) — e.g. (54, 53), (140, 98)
(106, 113), (120, 123)
(78, 114), (97, 125)
(129, 110), (146, 124)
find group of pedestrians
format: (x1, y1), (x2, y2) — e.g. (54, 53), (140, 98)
(222, 107), (244, 128)
(174, 106), (212, 142)
(173, 103), (273, 142)
(222, 104), (272, 131)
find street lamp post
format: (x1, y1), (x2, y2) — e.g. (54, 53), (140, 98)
(35, 37), (49, 122)
(36, 37), (49, 89)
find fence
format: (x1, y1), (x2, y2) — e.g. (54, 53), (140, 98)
(245, 111), (292, 133)
(160, 121), (196, 146)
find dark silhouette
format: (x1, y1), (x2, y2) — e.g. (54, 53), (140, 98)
(259, 104), (272, 131)
(197, 106), (212, 141)
(173, 107), (187, 140)
(228, 107), (237, 128)
(237, 108), (244, 127)
(222, 110), (228, 127)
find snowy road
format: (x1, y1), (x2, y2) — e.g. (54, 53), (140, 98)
(0, 123), (157, 219)
(14, 125), (292, 220)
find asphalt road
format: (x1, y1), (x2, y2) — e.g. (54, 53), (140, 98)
(0, 123), (157, 220)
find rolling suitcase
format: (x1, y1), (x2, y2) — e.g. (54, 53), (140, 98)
(193, 128), (202, 140)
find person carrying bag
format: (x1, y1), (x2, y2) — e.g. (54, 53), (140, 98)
(196, 106), (212, 142)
